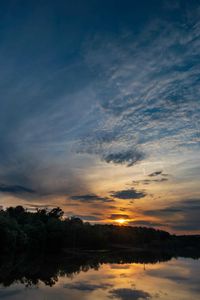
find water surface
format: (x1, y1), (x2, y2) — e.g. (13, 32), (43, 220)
(0, 255), (199, 300)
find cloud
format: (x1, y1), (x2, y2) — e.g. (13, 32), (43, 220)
(109, 288), (151, 300)
(143, 199), (200, 231)
(70, 214), (102, 221)
(128, 220), (164, 227)
(132, 171), (169, 185)
(148, 171), (163, 177)
(0, 290), (22, 299)
(26, 203), (53, 209)
(0, 4), (97, 203)
(0, 183), (35, 195)
(132, 178), (168, 185)
(81, 6), (200, 168)
(110, 188), (146, 200)
(146, 258), (200, 293)
(103, 149), (144, 167)
(22, 204), (56, 212)
(70, 194), (114, 203)
(110, 214), (130, 220)
(147, 268), (188, 283)
(63, 281), (112, 291)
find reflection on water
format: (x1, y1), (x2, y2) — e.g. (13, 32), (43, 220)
(0, 252), (199, 300)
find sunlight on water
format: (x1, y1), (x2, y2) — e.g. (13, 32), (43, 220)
(0, 258), (199, 300)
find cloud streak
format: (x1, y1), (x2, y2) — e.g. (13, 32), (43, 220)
(110, 188), (146, 200)
(148, 171), (163, 177)
(64, 281), (112, 291)
(0, 184), (35, 195)
(110, 214), (130, 220)
(143, 199), (200, 231)
(80, 7), (200, 167)
(109, 288), (151, 300)
(70, 194), (114, 203)
(103, 149), (144, 167)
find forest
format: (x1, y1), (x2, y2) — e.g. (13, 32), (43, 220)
(0, 206), (199, 256)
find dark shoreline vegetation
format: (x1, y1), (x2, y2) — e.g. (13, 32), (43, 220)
(1, 206), (200, 254)
(0, 206), (199, 287)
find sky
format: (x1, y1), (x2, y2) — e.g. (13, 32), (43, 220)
(0, 0), (199, 234)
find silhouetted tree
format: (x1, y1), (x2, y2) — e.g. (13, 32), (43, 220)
(48, 207), (64, 219)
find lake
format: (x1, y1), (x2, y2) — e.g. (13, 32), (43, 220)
(0, 252), (199, 300)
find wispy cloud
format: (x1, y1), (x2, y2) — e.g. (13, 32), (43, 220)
(109, 288), (151, 300)
(70, 194), (114, 203)
(103, 149), (144, 167)
(128, 220), (164, 228)
(143, 199), (200, 231)
(110, 188), (146, 200)
(68, 214), (102, 221)
(148, 171), (163, 177)
(0, 183), (35, 195)
(64, 281), (112, 291)
(132, 170), (169, 185)
(110, 214), (130, 220)
(80, 8), (200, 166)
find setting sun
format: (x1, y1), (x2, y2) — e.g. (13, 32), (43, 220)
(115, 218), (127, 225)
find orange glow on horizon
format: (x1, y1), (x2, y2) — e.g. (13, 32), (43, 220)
(114, 218), (127, 225)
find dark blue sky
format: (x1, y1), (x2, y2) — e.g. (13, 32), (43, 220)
(0, 0), (199, 233)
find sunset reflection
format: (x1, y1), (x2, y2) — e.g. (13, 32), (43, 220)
(1, 257), (199, 300)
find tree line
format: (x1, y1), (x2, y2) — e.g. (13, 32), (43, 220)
(0, 206), (199, 255)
